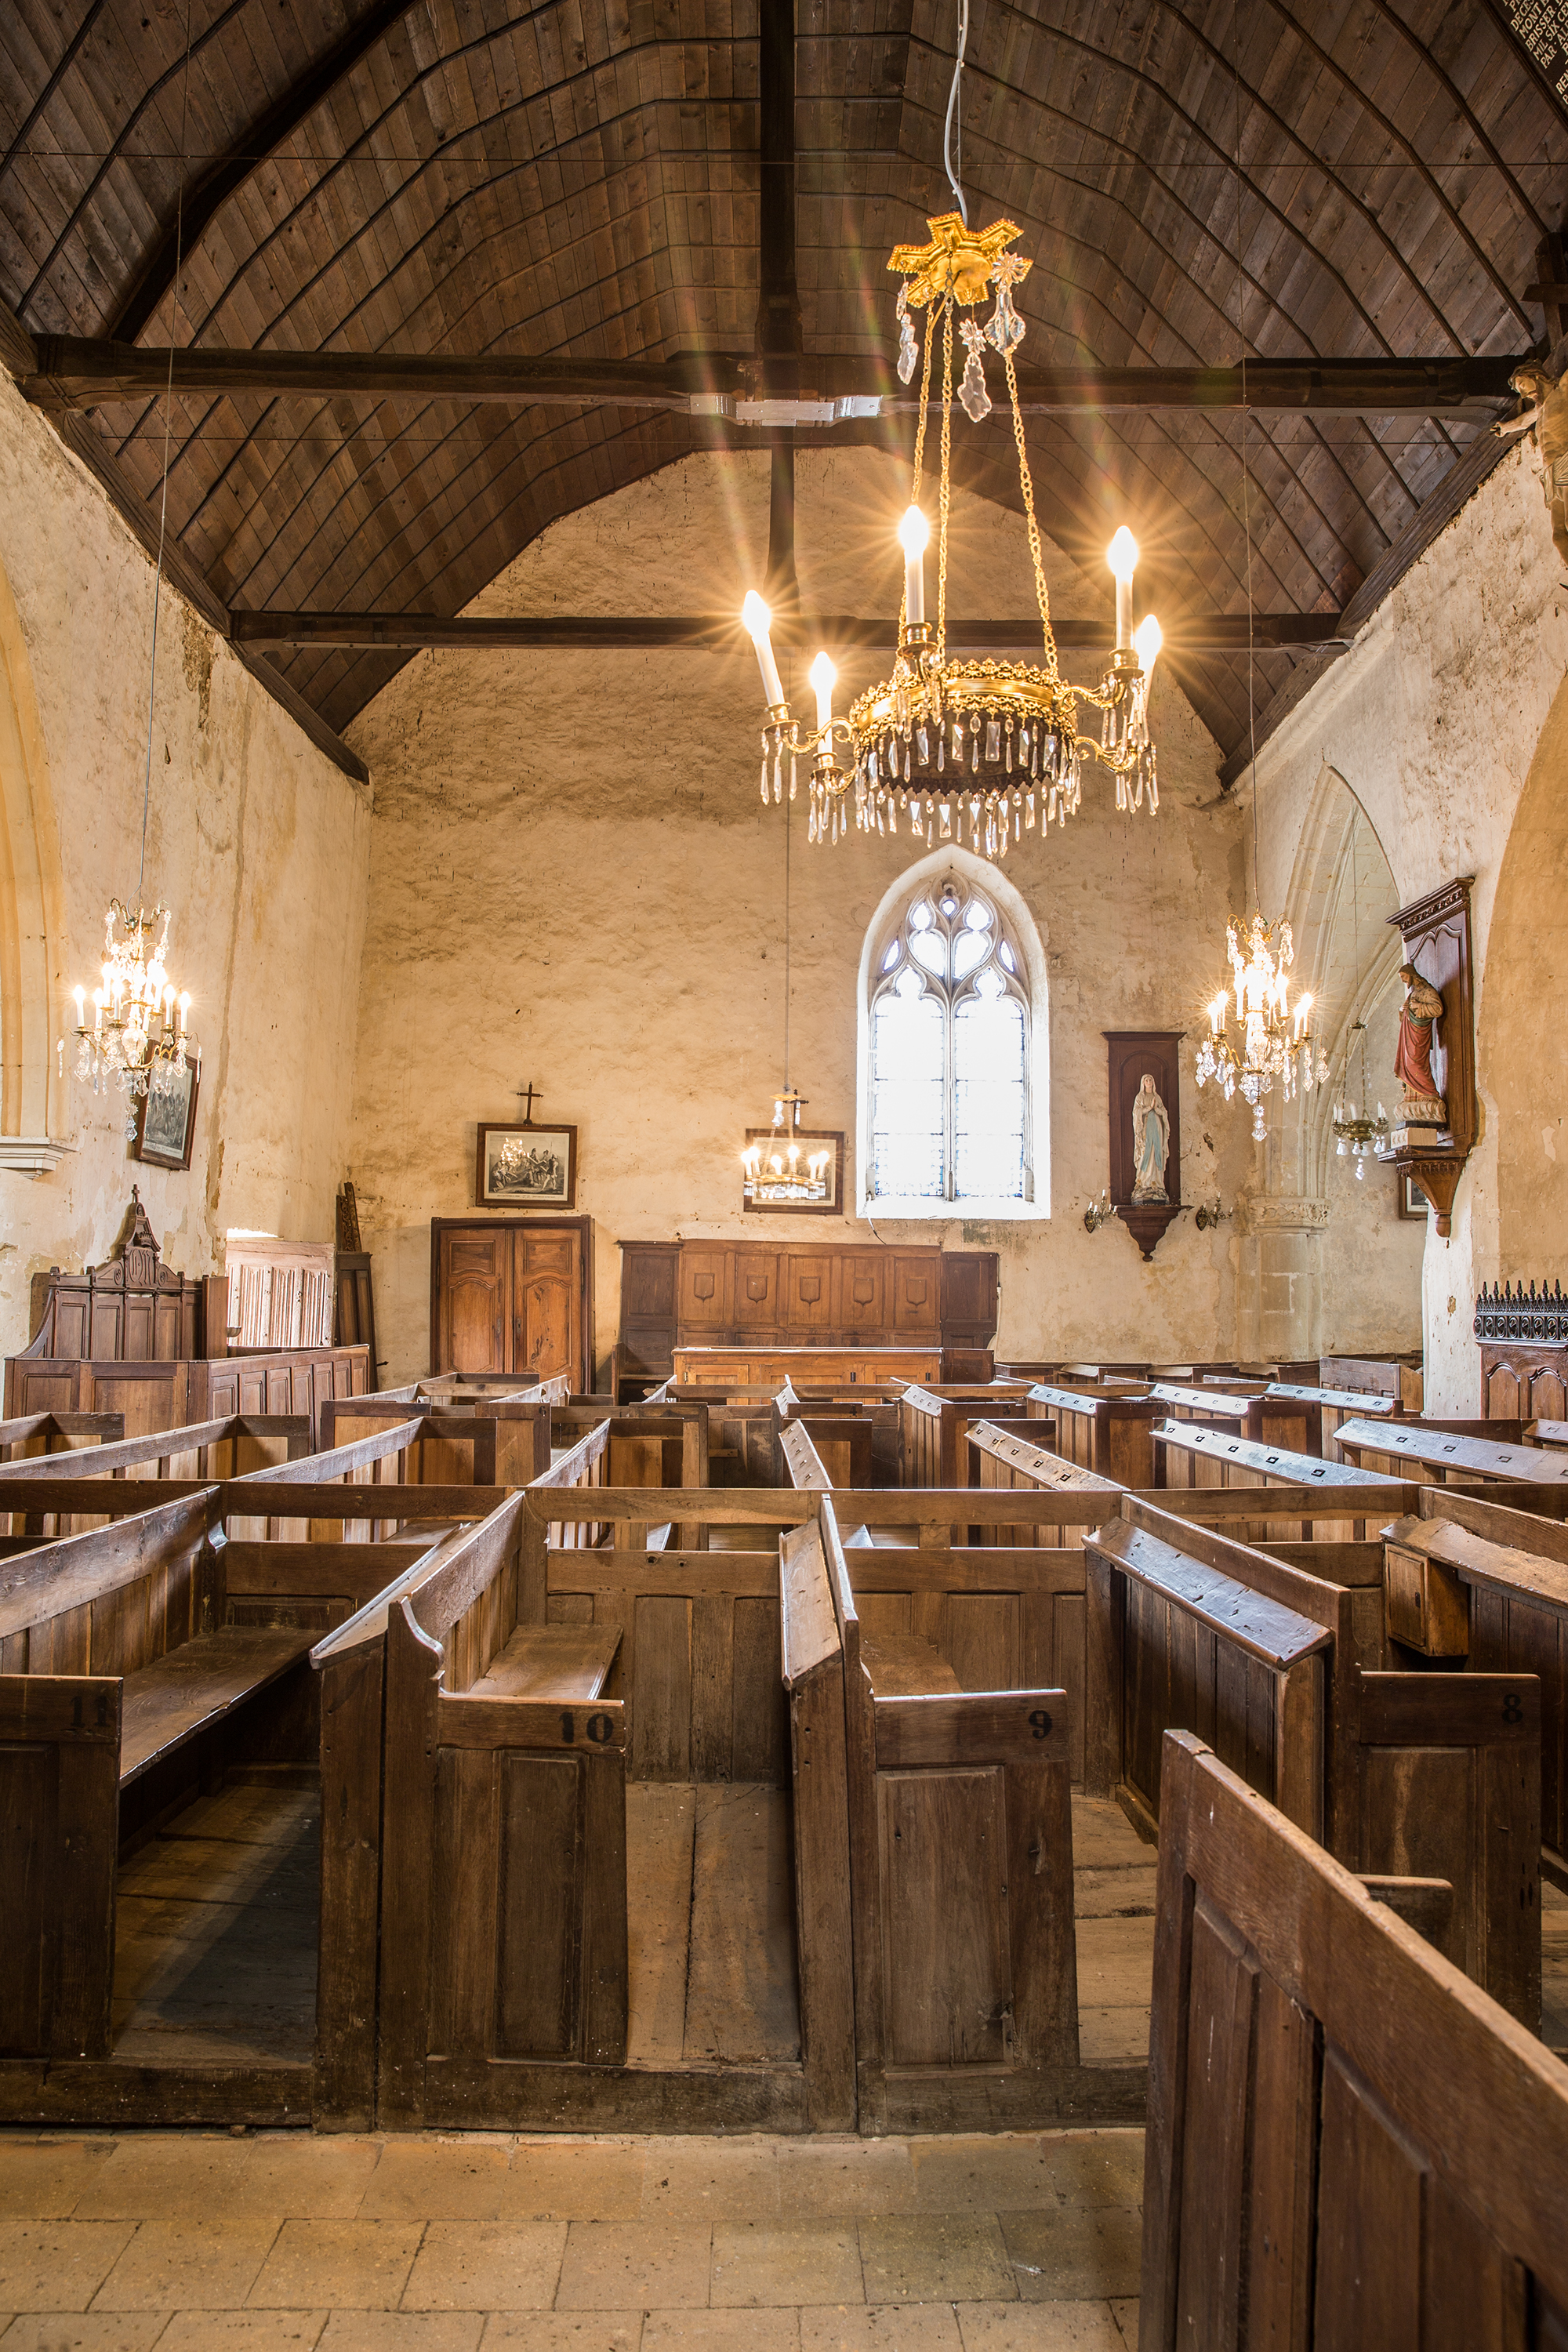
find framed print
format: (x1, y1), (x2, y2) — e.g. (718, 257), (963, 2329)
(132, 1055), (200, 1171)
(742, 1127), (844, 1215)
(476, 1122), (577, 1209)
(1398, 1170), (1429, 1221)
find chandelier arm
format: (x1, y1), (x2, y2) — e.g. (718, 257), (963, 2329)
(1002, 346), (1058, 684)
(938, 295), (954, 662)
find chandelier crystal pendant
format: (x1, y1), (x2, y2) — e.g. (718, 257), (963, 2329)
(740, 211), (1162, 853)
(1196, 915), (1327, 1143)
(66, 901), (198, 1100)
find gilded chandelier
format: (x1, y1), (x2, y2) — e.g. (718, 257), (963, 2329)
(742, 212), (1162, 850)
(65, 902), (198, 1100)
(742, 1087), (831, 1206)
(1195, 916), (1327, 1143)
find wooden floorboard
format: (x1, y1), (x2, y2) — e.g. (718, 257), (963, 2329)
(1072, 1794), (1156, 2070)
(625, 1781), (696, 2067)
(684, 1782), (801, 2064)
(112, 1777), (320, 2067)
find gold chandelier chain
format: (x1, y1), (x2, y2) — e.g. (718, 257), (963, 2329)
(904, 294), (939, 635)
(1003, 344), (1058, 684)
(938, 296), (953, 660)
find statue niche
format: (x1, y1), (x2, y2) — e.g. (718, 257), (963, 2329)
(1104, 1032), (1185, 1260)
(1131, 1073), (1171, 1204)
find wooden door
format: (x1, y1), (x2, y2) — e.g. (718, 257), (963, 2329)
(437, 1230), (512, 1374)
(515, 1229), (582, 1388)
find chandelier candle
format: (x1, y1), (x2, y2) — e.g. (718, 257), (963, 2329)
(739, 211), (1161, 851)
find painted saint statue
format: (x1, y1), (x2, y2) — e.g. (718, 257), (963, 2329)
(1393, 962), (1446, 1125)
(1131, 1073), (1171, 1204)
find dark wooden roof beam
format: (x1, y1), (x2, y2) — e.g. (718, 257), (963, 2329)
(229, 611), (1351, 654)
(20, 343), (1526, 419)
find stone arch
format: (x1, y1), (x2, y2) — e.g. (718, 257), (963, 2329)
(0, 550), (66, 1149)
(1480, 665), (1568, 1281)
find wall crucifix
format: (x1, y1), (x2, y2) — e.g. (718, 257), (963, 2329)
(515, 1083), (543, 1125)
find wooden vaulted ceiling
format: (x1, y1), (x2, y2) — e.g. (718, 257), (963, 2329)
(0, 0), (1563, 772)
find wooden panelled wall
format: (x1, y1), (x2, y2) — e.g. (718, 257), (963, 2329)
(618, 1240), (999, 1387)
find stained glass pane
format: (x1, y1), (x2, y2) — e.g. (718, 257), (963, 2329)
(871, 982), (945, 1198)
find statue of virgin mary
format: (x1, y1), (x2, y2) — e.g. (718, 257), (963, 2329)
(1131, 1073), (1171, 1204)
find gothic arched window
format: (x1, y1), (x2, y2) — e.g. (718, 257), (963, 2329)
(866, 873), (1035, 1207)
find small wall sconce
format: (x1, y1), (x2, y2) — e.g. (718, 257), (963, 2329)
(1194, 1196), (1232, 1232)
(1083, 1190), (1120, 1235)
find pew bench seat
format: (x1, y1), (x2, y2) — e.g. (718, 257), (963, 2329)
(470, 1622), (622, 1701)
(859, 1632), (961, 1696)
(120, 1623), (315, 1785)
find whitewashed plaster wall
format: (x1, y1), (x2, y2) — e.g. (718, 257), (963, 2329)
(0, 377), (372, 1358)
(346, 446), (1417, 1385)
(1243, 438), (1568, 1411)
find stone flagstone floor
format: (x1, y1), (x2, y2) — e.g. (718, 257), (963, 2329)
(0, 2128), (1142, 2351)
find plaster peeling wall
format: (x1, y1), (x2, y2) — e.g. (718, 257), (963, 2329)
(0, 378), (371, 1359)
(347, 448), (1417, 1385)
(1244, 439), (1568, 1412)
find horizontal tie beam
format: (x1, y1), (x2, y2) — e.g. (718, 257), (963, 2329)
(230, 610), (1351, 654)
(20, 338), (1525, 420)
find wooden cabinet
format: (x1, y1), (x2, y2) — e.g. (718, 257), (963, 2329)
(430, 1218), (593, 1390)
(615, 1239), (999, 1390)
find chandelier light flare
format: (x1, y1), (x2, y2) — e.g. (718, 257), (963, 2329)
(740, 211), (1162, 851)
(1196, 916), (1327, 1142)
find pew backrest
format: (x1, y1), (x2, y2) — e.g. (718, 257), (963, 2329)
(780, 1517), (855, 2128)
(968, 1420), (1120, 1548)
(1338, 1415), (1568, 1486)
(1142, 1731), (1568, 2347)
(1152, 1419), (1391, 1537)
(1026, 1385), (1163, 1484)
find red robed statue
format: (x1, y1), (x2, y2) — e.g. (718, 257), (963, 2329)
(1394, 962), (1446, 1115)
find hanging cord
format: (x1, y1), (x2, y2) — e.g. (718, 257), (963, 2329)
(1232, 0), (1259, 916)
(937, 296), (954, 659)
(137, 0), (194, 909)
(943, 0), (969, 226)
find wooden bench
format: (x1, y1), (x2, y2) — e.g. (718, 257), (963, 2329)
(0, 1409), (122, 1465)
(1385, 1489), (1568, 1891)
(0, 1488), (310, 2071)
(1026, 1384), (1164, 1484)
(1337, 1414), (1568, 1486)
(969, 1420), (1122, 1548)
(1152, 1418), (1397, 1537)
(0, 1413), (312, 1547)
(1149, 1381), (1312, 1456)
(1263, 1377), (1399, 1458)
(1141, 1731), (1568, 2347)
(780, 1518), (857, 2130)
(1086, 1496), (1543, 2027)
(379, 1494), (630, 2128)
(894, 1382), (1038, 1490)
(815, 1495), (1127, 2132)
(323, 1392), (552, 1484)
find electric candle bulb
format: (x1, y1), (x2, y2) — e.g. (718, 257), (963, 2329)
(72, 984), (85, 1028)
(742, 591), (786, 710)
(1107, 526), (1139, 648)
(1132, 612), (1162, 684)
(92, 988), (104, 1034)
(810, 651), (837, 738)
(1208, 992), (1228, 1038)
(898, 504), (929, 627)
(177, 991), (191, 1038)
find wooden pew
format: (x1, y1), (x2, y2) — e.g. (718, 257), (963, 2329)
(0, 1414), (312, 1546)
(1085, 1496), (1542, 2027)
(1141, 1731), (1568, 2347)
(378, 1495), (631, 2129)
(894, 1382), (1040, 1490)
(0, 1409), (122, 1463)
(1384, 1489), (1568, 1891)
(1337, 1414), (1568, 1486)
(324, 1391), (552, 1485)
(813, 1495), (1134, 2131)
(779, 1516), (856, 2130)
(1263, 1377), (1399, 1459)
(970, 1421), (1122, 1548)
(1026, 1384), (1164, 1484)
(1149, 1382), (1312, 1455)
(1152, 1418), (1397, 1537)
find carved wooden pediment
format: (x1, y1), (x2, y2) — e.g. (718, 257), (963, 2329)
(94, 1186), (183, 1294)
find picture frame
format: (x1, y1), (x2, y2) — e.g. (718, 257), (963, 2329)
(1398, 1170), (1429, 1221)
(476, 1122), (577, 1209)
(132, 1054), (200, 1171)
(742, 1127), (845, 1216)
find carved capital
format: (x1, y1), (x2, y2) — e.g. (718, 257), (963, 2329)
(1244, 1194), (1330, 1235)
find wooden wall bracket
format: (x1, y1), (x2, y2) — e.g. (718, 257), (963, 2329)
(1374, 875), (1475, 1237)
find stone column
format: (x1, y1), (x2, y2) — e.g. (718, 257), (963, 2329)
(1238, 1195), (1330, 1364)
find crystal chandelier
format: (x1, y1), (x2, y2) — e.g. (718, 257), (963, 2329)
(1331, 1022), (1389, 1178)
(740, 212), (1162, 851)
(1196, 916), (1327, 1142)
(66, 902), (197, 1099)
